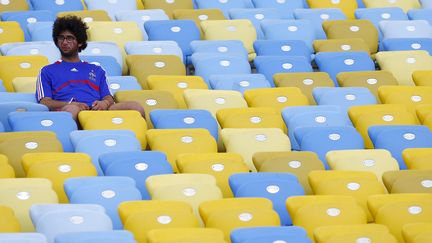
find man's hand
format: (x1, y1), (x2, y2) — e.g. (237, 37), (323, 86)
(91, 100), (110, 110)
(70, 102), (90, 111)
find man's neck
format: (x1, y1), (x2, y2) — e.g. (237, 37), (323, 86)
(61, 55), (80, 63)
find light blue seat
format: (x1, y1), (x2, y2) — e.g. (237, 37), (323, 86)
(1, 41), (60, 64)
(0, 80), (5, 92)
(229, 8), (282, 39)
(314, 52), (375, 85)
(1, 10), (55, 41)
(231, 226), (311, 243)
(229, 172), (304, 226)
(80, 42), (123, 71)
(124, 41), (183, 63)
(27, 21), (54, 42)
(191, 53), (252, 86)
(261, 19), (316, 51)
(99, 151), (173, 199)
(0, 122), (4, 132)
(194, 0), (250, 18)
(115, 10), (169, 40)
(382, 38), (432, 55)
(209, 74), (271, 93)
(253, 40), (313, 62)
(254, 56), (313, 87)
(368, 125), (432, 170)
(84, 0), (137, 20)
(0, 233), (47, 243)
(0, 93), (37, 103)
(150, 109), (219, 140)
(70, 130), (141, 176)
(79, 56), (122, 76)
(294, 126), (365, 168)
(29, 0), (84, 15)
(0, 102), (48, 131)
(190, 40), (249, 60)
(8, 111), (77, 152)
(55, 231), (136, 243)
(144, 20), (201, 64)
(379, 20), (432, 40)
(64, 176), (142, 229)
(420, 0), (432, 8)
(107, 76), (141, 95)
(408, 9), (432, 25)
(30, 204), (112, 243)
(294, 8), (346, 40)
(252, 0), (305, 19)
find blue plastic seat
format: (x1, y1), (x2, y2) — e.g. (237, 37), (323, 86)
(64, 176), (142, 229)
(70, 130), (141, 176)
(229, 8), (282, 39)
(314, 52), (375, 84)
(379, 20), (432, 40)
(27, 21), (53, 41)
(368, 125), (432, 170)
(8, 111), (77, 152)
(190, 40), (249, 60)
(99, 151), (173, 199)
(1, 10), (55, 41)
(79, 56), (122, 76)
(254, 40), (313, 62)
(150, 109), (219, 140)
(107, 76), (141, 95)
(254, 56), (313, 87)
(84, 0), (137, 20)
(144, 20), (200, 64)
(209, 74), (271, 93)
(229, 172), (304, 225)
(29, 0), (84, 15)
(124, 41), (183, 63)
(0, 102), (47, 131)
(30, 204), (112, 243)
(294, 8), (346, 40)
(231, 226), (311, 243)
(382, 38), (432, 55)
(194, 0), (250, 18)
(408, 8), (432, 25)
(1, 41), (60, 64)
(55, 231), (136, 243)
(252, 0), (305, 19)
(115, 10), (169, 40)
(0, 80), (5, 91)
(80, 42), (123, 71)
(294, 126), (365, 168)
(0, 233), (47, 243)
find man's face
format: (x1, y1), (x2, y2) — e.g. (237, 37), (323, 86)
(56, 30), (82, 57)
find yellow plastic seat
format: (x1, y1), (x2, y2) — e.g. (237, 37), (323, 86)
(253, 151), (325, 195)
(184, 89), (247, 116)
(383, 170), (432, 194)
(200, 20), (256, 61)
(87, 21), (142, 48)
(322, 20), (378, 54)
(216, 107), (287, 133)
(0, 154), (15, 178)
(0, 0), (29, 12)
(313, 38), (371, 55)
(306, 0), (358, 19)
(11, 77), (37, 93)
(403, 223), (432, 243)
(221, 128), (291, 172)
(326, 149), (399, 182)
(0, 178), (58, 231)
(244, 87), (309, 111)
(173, 9), (226, 38)
(0, 22), (25, 45)
(119, 201), (200, 243)
(114, 90), (179, 128)
(286, 195), (367, 240)
(422, 111), (432, 130)
(368, 193), (432, 242)
(146, 129), (217, 172)
(78, 110), (148, 149)
(314, 224), (397, 243)
(146, 174), (222, 220)
(376, 50), (432, 86)
(0, 56), (49, 92)
(403, 148), (432, 170)
(147, 75), (208, 109)
(126, 55), (186, 89)
(57, 10), (112, 21)
(412, 70), (432, 86)
(147, 228), (226, 243)
(363, 0), (421, 12)
(273, 72), (334, 105)
(309, 171), (387, 222)
(337, 71), (398, 102)
(176, 153), (249, 198)
(416, 104), (432, 124)
(199, 198), (280, 242)
(142, 0), (193, 19)
(21, 152), (97, 203)
(0, 131), (63, 177)
(378, 86), (432, 117)
(348, 104), (419, 148)
(0, 205), (20, 232)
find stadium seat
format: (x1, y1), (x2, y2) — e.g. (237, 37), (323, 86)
(0, 0), (29, 12)
(191, 40), (248, 60)
(244, 87), (309, 111)
(229, 172), (304, 225)
(0, 93), (38, 103)
(294, 8), (347, 40)
(363, 0), (421, 13)
(80, 41), (123, 72)
(254, 40), (313, 63)
(379, 20), (432, 40)
(27, 21), (53, 41)
(115, 10), (169, 40)
(125, 41), (183, 63)
(252, 0), (304, 19)
(0, 178), (58, 232)
(0, 102), (48, 132)
(107, 76), (141, 95)
(231, 226), (311, 243)
(306, 0), (358, 19)
(416, 104), (432, 123)
(194, 0), (249, 18)
(1, 41), (60, 64)
(0, 233), (47, 243)
(76, 55), (122, 76)
(0, 154), (15, 178)
(403, 148), (432, 170)
(30, 204), (112, 243)
(87, 21), (143, 50)
(12, 77), (37, 93)
(29, 0), (84, 15)
(383, 170), (432, 193)
(382, 38), (432, 55)
(402, 223), (432, 243)
(0, 206), (20, 233)
(209, 74), (271, 94)
(54, 230), (136, 243)
(421, 0), (432, 8)
(142, 0), (193, 19)
(57, 10), (112, 22)
(173, 9), (226, 38)
(176, 153), (249, 198)
(147, 228), (225, 243)
(408, 8), (432, 25)
(84, 0), (137, 20)
(313, 38), (371, 55)
(314, 224), (397, 243)
(253, 151), (325, 195)
(378, 86), (432, 116)
(229, 8), (281, 40)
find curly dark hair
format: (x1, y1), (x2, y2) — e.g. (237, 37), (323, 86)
(52, 15), (88, 52)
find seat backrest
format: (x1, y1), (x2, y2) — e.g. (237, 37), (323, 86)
(54, 230), (135, 243)
(84, 0), (137, 20)
(229, 8), (282, 40)
(1, 11), (55, 42)
(142, 0), (193, 19)
(115, 10), (169, 40)
(294, 8), (347, 39)
(306, 0), (358, 19)
(209, 73), (270, 94)
(30, 0), (84, 15)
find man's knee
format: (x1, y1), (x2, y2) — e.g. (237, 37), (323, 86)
(61, 104), (81, 120)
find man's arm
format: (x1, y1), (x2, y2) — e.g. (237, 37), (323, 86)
(40, 97), (89, 111)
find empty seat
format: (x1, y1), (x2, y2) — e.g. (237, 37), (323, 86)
(1, 41), (60, 64)
(107, 76), (141, 95)
(0, 206), (21, 233)
(0, 0), (29, 12)
(29, 0), (84, 15)
(378, 85), (432, 115)
(244, 87), (309, 111)
(403, 148), (432, 170)
(363, 0), (421, 13)
(314, 224), (397, 243)
(294, 8), (347, 40)
(209, 74), (271, 94)
(408, 8), (432, 25)
(142, 0), (193, 19)
(87, 21), (143, 51)
(124, 41), (183, 63)
(1, 11), (55, 42)
(0, 233), (47, 243)
(191, 40), (248, 60)
(252, 0), (304, 19)
(80, 41), (123, 72)
(383, 170), (432, 193)
(402, 223), (432, 243)
(0, 102), (48, 132)
(194, 0), (249, 18)
(27, 21), (54, 42)
(54, 230), (135, 243)
(231, 226), (311, 243)
(382, 38), (432, 55)
(306, 0), (358, 19)
(254, 40), (313, 63)
(147, 228), (225, 243)
(379, 20), (432, 40)
(0, 154), (15, 178)
(173, 9), (226, 38)
(57, 10), (112, 22)
(115, 10), (169, 40)
(313, 38), (371, 56)
(229, 8), (282, 40)
(84, 0), (137, 20)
